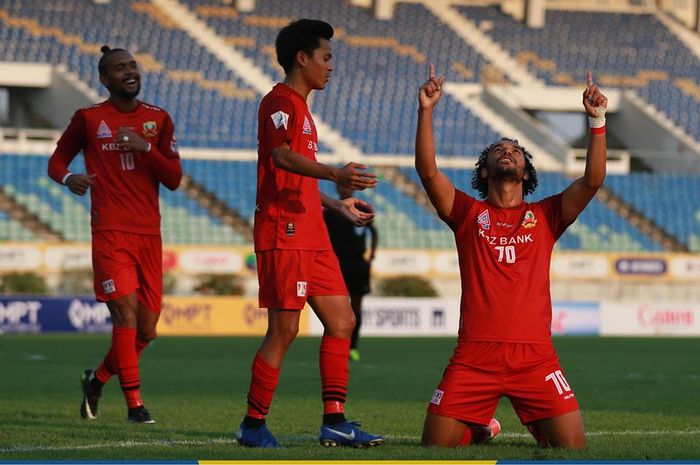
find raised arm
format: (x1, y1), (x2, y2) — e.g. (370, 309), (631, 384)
(415, 65), (455, 219)
(561, 71), (608, 224)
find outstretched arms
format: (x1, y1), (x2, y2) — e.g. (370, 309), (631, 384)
(415, 65), (455, 219)
(561, 71), (608, 224)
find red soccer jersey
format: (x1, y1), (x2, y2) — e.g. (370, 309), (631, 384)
(48, 100), (181, 235)
(443, 189), (572, 343)
(254, 83), (331, 251)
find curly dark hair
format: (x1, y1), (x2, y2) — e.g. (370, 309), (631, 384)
(471, 138), (538, 199)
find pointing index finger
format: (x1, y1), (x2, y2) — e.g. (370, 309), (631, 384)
(429, 64), (435, 80)
(587, 71), (594, 88)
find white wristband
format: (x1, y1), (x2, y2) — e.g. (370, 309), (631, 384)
(61, 172), (73, 185)
(588, 106), (607, 128)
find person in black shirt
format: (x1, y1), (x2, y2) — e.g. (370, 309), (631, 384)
(324, 185), (378, 362)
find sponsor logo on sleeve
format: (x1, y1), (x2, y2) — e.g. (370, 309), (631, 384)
(296, 281), (307, 297)
(477, 209), (491, 230)
(101, 279), (116, 295)
(271, 111), (289, 130)
(170, 136), (179, 154)
(96, 120), (112, 139)
(302, 115), (313, 135)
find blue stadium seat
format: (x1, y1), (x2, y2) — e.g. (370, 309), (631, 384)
(606, 173), (700, 251)
(0, 153), (245, 244)
(457, 5), (700, 141)
(182, 0), (501, 155)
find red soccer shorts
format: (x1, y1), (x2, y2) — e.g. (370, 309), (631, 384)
(427, 341), (580, 425)
(256, 249), (348, 310)
(92, 230), (163, 313)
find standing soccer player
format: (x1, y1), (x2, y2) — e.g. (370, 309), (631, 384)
(236, 19), (384, 448)
(415, 67), (607, 448)
(323, 185), (378, 362)
(48, 46), (182, 424)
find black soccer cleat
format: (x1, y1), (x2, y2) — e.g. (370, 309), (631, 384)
(128, 405), (156, 424)
(80, 369), (101, 420)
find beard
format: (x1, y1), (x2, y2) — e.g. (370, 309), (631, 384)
(108, 82), (141, 99)
(492, 164), (520, 182)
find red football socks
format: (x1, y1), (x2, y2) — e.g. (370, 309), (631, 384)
(459, 427), (474, 446)
(95, 337), (150, 385)
(320, 336), (350, 415)
(246, 352), (280, 419)
(112, 327), (143, 408)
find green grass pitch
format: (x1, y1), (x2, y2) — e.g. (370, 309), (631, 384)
(1, 335), (699, 461)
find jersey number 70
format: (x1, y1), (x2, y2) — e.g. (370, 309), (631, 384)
(494, 245), (516, 263)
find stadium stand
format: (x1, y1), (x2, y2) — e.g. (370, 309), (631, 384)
(182, 159), (258, 221)
(0, 209), (35, 241)
(183, 0), (502, 156)
(456, 5), (700, 142)
(0, 154), (245, 244)
(0, 0), (259, 148)
(606, 173), (700, 252)
(0, 0), (696, 253)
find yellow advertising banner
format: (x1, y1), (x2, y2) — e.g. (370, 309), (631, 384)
(159, 296), (310, 336)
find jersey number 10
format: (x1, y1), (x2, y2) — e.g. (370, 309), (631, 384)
(120, 152), (135, 170)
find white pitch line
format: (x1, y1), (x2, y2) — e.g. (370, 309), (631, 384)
(0, 437), (236, 454)
(2, 430), (700, 454)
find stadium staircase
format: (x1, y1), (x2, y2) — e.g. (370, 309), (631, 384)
(654, 10), (700, 64)
(423, 0), (542, 87)
(423, 1), (568, 171)
(179, 173), (254, 243)
(374, 165), (433, 212)
(0, 189), (61, 242)
(595, 186), (688, 252)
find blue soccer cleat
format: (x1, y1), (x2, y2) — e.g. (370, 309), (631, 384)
(319, 421), (385, 448)
(236, 422), (283, 448)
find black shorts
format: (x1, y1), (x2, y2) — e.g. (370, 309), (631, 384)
(339, 259), (370, 296)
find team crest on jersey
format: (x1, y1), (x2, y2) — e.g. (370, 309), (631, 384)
(522, 210), (537, 229)
(271, 110), (289, 130)
(477, 209), (491, 230)
(302, 115), (313, 135)
(96, 120), (112, 139)
(142, 121), (157, 138)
